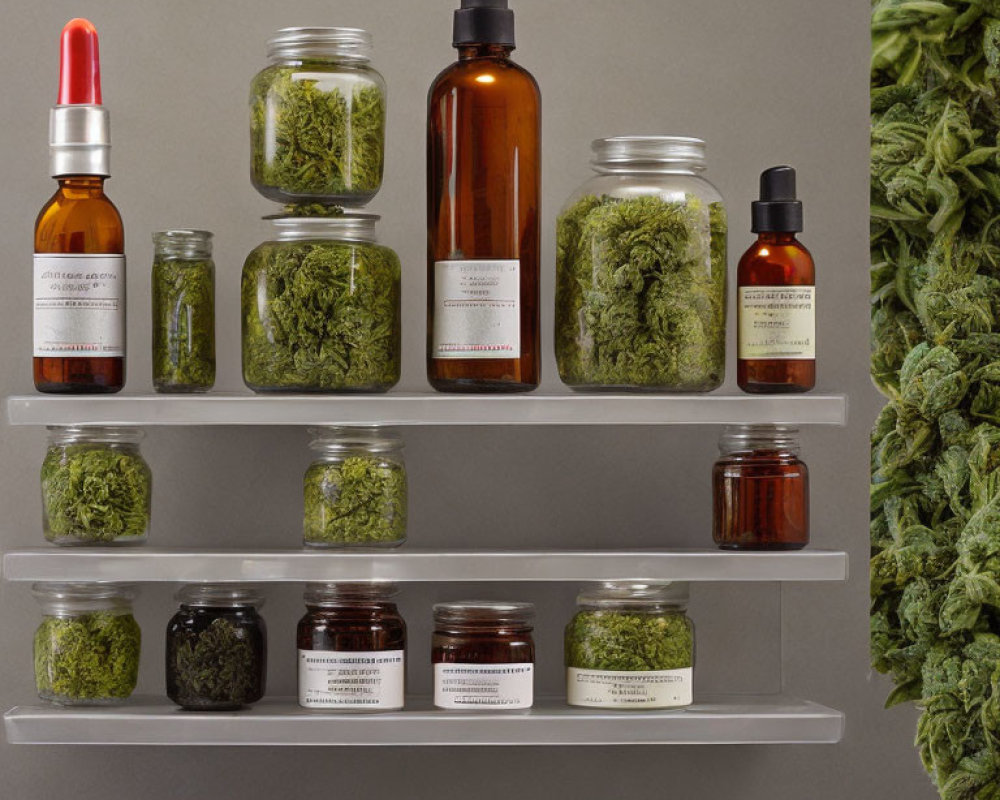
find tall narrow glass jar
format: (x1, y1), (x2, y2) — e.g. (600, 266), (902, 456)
(152, 230), (216, 393)
(555, 136), (727, 392)
(303, 426), (407, 548)
(712, 425), (809, 550)
(40, 426), (152, 546)
(242, 215), (401, 393)
(297, 582), (406, 711)
(250, 27), (386, 204)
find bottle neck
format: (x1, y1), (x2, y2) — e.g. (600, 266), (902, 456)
(757, 232), (798, 245)
(56, 176), (106, 198)
(458, 44), (512, 61)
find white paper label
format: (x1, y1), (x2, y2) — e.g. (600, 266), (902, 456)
(738, 285), (815, 360)
(298, 649), (405, 710)
(434, 663), (533, 709)
(432, 259), (520, 359)
(33, 254), (125, 357)
(567, 667), (693, 708)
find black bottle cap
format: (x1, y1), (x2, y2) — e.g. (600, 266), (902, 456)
(751, 166), (803, 233)
(453, 0), (515, 48)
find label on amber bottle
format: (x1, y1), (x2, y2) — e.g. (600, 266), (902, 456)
(298, 649), (405, 710)
(33, 253), (125, 357)
(567, 667), (693, 708)
(738, 285), (815, 360)
(433, 663), (534, 709)
(432, 259), (520, 359)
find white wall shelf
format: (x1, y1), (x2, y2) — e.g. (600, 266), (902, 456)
(5, 392), (848, 427)
(4, 695), (844, 746)
(1, 548), (849, 584)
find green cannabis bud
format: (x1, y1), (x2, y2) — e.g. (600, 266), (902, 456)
(34, 612), (141, 704)
(167, 617), (265, 710)
(555, 194), (727, 391)
(41, 444), (152, 544)
(241, 240), (401, 393)
(303, 455), (407, 546)
(565, 611), (693, 671)
(152, 257), (215, 392)
(250, 65), (385, 202)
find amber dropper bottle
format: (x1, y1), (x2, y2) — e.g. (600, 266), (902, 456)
(736, 166), (815, 393)
(426, 0), (541, 392)
(34, 19), (125, 393)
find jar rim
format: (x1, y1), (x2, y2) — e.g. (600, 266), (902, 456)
(576, 581), (689, 607)
(46, 426), (144, 445)
(433, 600), (535, 628)
(153, 229), (214, 259)
(176, 583), (264, 608)
(308, 425), (402, 454)
(266, 214), (380, 244)
(32, 582), (137, 602)
(719, 424), (801, 454)
(267, 27), (373, 62)
(591, 135), (707, 171)
(304, 581), (399, 604)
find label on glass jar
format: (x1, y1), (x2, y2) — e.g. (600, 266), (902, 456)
(432, 259), (520, 359)
(33, 254), (125, 357)
(738, 286), (815, 360)
(298, 649), (405, 710)
(433, 663), (534, 709)
(567, 667), (693, 708)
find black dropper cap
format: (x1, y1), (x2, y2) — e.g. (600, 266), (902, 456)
(453, 0), (515, 48)
(751, 166), (803, 233)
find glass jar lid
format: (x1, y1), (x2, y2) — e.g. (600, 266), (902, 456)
(308, 425), (402, 455)
(266, 213), (380, 244)
(32, 582), (137, 615)
(433, 601), (536, 630)
(267, 27), (373, 62)
(576, 581), (689, 609)
(592, 136), (707, 172)
(304, 581), (399, 605)
(719, 424), (801, 455)
(176, 584), (264, 609)
(46, 425), (143, 446)
(152, 229), (213, 259)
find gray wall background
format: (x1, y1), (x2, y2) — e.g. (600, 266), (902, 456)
(0, 0), (923, 798)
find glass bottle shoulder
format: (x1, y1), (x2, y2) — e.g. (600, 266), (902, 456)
(35, 181), (123, 252)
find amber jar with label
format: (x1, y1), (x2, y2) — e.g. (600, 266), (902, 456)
(712, 425), (809, 550)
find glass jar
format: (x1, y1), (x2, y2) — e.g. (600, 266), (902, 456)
(250, 27), (386, 204)
(303, 426), (407, 548)
(151, 230), (216, 393)
(165, 584), (267, 711)
(565, 582), (694, 709)
(32, 582), (141, 705)
(40, 426), (152, 545)
(713, 425), (809, 550)
(241, 215), (401, 393)
(297, 582), (406, 711)
(432, 601), (535, 710)
(555, 136), (727, 392)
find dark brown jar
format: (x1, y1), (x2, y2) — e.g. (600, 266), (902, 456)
(432, 601), (535, 710)
(296, 582), (406, 711)
(712, 425), (809, 550)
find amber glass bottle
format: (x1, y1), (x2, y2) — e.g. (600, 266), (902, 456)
(737, 166), (815, 393)
(426, 0), (540, 392)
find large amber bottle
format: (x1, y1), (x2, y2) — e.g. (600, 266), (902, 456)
(426, 0), (540, 392)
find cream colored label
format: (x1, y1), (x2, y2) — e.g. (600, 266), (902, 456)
(434, 663), (533, 709)
(298, 649), (404, 709)
(567, 667), (693, 708)
(738, 286), (815, 359)
(432, 259), (520, 359)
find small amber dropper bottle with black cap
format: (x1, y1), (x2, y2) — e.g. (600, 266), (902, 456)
(426, 0), (541, 392)
(737, 166), (816, 393)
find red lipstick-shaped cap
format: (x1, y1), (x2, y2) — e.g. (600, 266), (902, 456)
(58, 18), (102, 105)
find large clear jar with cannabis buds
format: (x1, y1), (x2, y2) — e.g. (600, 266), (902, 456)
(242, 214), (401, 393)
(303, 426), (407, 548)
(152, 229), (216, 393)
(166, 584), (267, 711)
(40, 426), (152, 546)
(565, 582), (694, 709)
(555, 136), (727, 392)
(297, 582), (406, 711)
(33, 583), (141, 706)
(250, 27), (386, 204)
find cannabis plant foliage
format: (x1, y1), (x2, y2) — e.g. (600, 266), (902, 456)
(871, 1), (1000, 795)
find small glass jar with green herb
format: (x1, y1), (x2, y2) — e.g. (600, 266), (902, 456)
(241, 214), (401, 393)
(41, 427), (152, 546)
(556, 136), (727, 392)
(565, 581), (694, 709)
(33, 583), (141, 706)
(251, 27), (386, 204)
(303, 426), (407, 548)
(166, 584), (267, 711)
(152, 229), (216, 393)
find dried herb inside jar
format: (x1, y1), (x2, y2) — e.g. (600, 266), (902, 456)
(303, 456), (407, 545)
(250, 66), (385, 198)
(152, 258), (215, 391)
(34, 612), (141, 702)
(167, 616), (264, 709)
(565, 611), (693, 671)
(555, 194), (727, 390)
(41, 444), (152, 543)
(241, 240), (401, 392)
